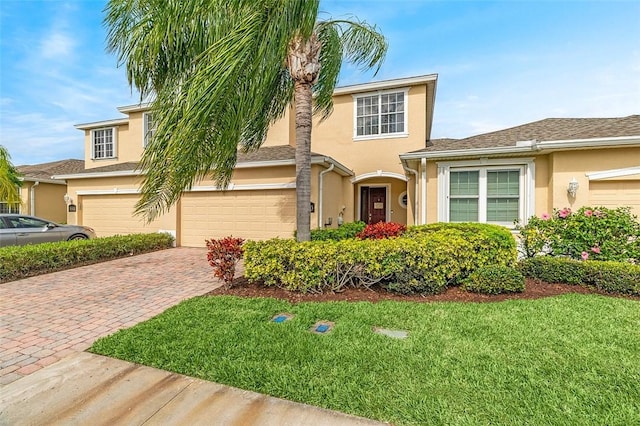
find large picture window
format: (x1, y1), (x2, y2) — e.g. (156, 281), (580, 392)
(92, 128), (115, 159)
(439, 160), (534, 227)
(354, 90), (407, 139)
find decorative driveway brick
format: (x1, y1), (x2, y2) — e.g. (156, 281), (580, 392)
(0, 248), (223, 386)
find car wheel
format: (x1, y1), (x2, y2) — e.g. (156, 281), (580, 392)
(68, 234), (88, 241)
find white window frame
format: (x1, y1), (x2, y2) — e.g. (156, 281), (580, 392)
(437, 158), (535, 228)
(91, 127), (117, 160)
(352, 88), (409, 141)
(0, 202), (20, 214)
(143, 112), (157, 147)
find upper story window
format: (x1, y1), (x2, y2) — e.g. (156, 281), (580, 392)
(143, 112), (157, 147)
(91, 127), (116, 159)
(354, 89), (408, 140)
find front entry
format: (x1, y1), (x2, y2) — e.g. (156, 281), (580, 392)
(360, 186), (387, 224)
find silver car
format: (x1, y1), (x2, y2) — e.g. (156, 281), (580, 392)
(0, 214), (97, 247)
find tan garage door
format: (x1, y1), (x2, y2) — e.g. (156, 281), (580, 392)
(81, 194), (168, 237)
(180, 190), (296, 247)
(589, 180), (640, 217)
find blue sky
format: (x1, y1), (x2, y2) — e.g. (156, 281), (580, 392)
(1, 0), (639, 166)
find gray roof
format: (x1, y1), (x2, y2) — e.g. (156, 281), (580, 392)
(17, 159), (85, 181)
(414, 115), (640, 153)
(65, 145), (324, 175)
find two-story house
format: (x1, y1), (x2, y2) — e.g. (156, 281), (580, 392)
(53, 75), (437, 246)
(53, 73), (639, 247)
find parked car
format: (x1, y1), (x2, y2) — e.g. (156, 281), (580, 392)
(0, 214), (97, 247)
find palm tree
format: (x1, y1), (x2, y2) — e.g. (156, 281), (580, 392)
(0, 145), (21, 208)
(105, 0), (387, 241)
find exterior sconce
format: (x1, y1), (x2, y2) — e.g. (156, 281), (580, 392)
(63, 193), (73, 204)
(567, 178), (579, 198)
(310, 202), (315, 213)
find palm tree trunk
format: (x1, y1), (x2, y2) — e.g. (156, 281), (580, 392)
(289, 33), (321, 242)
(294, 80), (313, 241)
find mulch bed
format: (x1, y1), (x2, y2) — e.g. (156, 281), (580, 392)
(207, 277), (640, 304)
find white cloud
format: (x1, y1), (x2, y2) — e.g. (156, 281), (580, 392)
(40, 31), (75, 59)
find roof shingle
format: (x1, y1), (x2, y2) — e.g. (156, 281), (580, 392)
(415, 115), (640, 153)
(17, 159), (85, 180)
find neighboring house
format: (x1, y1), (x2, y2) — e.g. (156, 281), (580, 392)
(2, 159), (85, 223)
(400, 115), (640, 225)
(52, 73), (639, 247)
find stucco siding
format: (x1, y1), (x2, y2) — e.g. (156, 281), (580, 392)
(550, 147), (640, 211)
(318, 171), (344, 229)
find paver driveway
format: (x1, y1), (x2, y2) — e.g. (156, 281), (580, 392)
(0, 248), (220, 386)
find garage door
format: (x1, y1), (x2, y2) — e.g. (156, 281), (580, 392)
(81, 194), (169, 237)
(589, 180), (640, 217)
(180, 190), (296, 247)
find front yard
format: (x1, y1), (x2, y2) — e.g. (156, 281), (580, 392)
(91, 294), (640, 425)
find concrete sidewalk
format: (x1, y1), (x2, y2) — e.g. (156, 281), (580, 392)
(1, 352), (387, 425)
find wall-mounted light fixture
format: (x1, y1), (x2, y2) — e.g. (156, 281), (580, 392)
(63, 193), (73, 204)
(567, 177), (579, 198)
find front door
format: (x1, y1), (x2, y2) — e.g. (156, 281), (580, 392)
(360, 187), (387, 224)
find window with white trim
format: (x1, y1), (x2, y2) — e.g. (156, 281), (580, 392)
(354, 90), (407, 138)
(0, 202), (20, 214)
(143, 112), (157, 147)
(439, 161), (534, 227)
(91, 128), (116, 159)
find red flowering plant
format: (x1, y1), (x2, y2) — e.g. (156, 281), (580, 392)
(516, 206), (640, 263)
(356, 222), (407, 240)
(205, 236), (245, 288)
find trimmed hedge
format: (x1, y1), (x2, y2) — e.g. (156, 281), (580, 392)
(310, 221), (366, 241)
(519, 257), (640, 296)
(462, 265), (525, 294)
(406, 223), (518, 276)
(244, 223), (517, 294)
(0, 233), (174, 283)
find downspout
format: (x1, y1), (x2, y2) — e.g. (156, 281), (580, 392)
(421, 158), (427, 225)
(30, 181), (40, 216)
(318, 162), (335, 228)
(401, 160), (419, 225)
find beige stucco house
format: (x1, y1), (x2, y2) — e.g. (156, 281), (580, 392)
(400, 115), (640, 225)
(54, 75), (436, 246)
(1, 159), (85, 223)
(52, 74), (639, 246)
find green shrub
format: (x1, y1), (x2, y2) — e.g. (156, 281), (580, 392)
(406, 222), (518, 279)
(310, 221), (366, 241)
(516, 206), (640, 262)
(244, 224), (518, 295)
(0, 233), (174, 283)
(518, 257), (587, 285)
(519, 257), (640, 295)
(462, 265), (525, 294)
(582, 261), (640, 295)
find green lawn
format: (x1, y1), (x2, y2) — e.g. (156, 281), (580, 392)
(90, 295), (640, 425)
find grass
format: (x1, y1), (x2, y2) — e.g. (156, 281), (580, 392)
(90, 294), (640, 425)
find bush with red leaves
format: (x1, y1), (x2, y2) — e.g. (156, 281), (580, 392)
(356, 222), (407, 240)
(206, 236), (245, 287)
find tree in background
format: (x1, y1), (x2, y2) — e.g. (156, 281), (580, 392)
(0, 145), (22, 208)
(104, 0), (387, 241)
